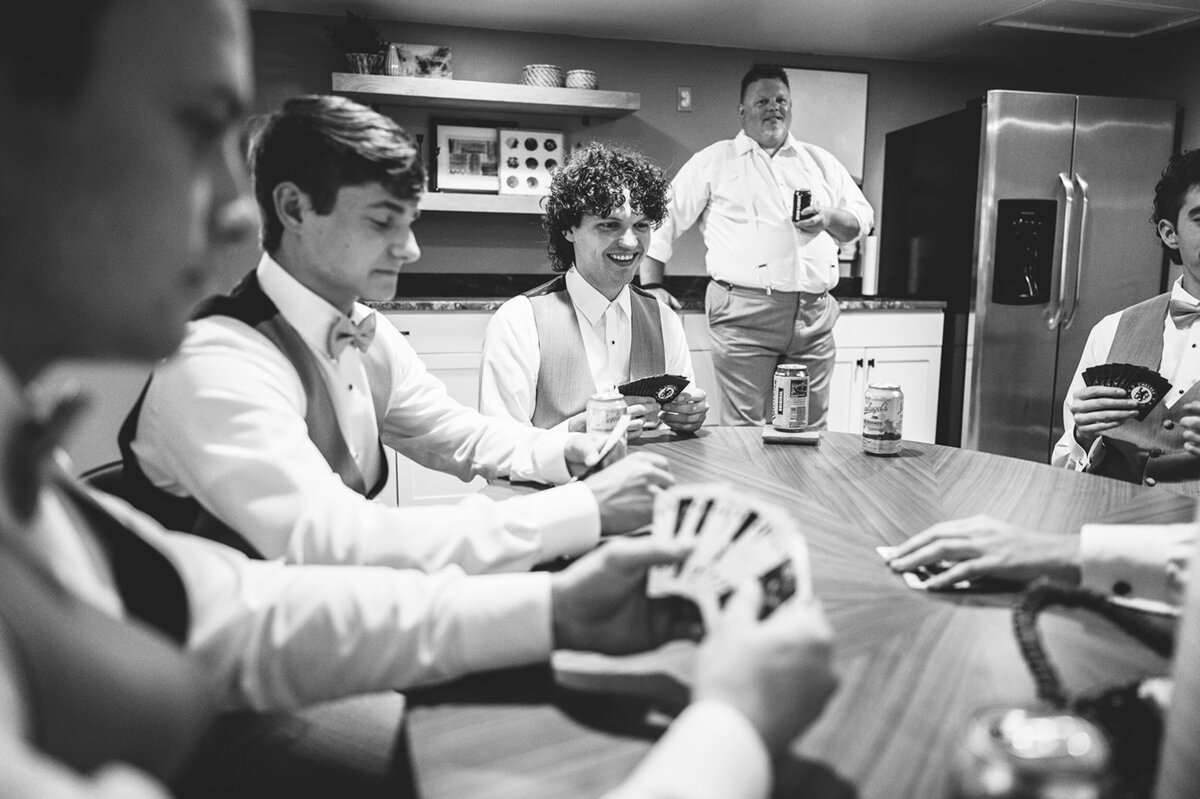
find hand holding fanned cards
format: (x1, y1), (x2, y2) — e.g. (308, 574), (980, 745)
(1082, 362), (1171, 421)
(647, 483), (812, 626)
(618, 374), (690, 405)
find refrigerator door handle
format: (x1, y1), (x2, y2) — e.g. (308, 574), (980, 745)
(1046, 171), (1075, 331)
(1063, 172), (1090, 329)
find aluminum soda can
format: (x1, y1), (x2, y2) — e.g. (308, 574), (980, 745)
(773, 364), (809, 431)
(951, 707), (1112, 799)
(792, 188), (812, 222)
(862, 382), (903, 456)
(586, 387), (629, 459)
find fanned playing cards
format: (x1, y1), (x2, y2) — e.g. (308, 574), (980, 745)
(647, 483), (812, 625)
(1081, 362), (1171, 421)
(618, 374), (690, 405)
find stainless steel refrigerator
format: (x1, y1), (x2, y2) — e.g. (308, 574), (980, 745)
(879, 89), (1177, 461)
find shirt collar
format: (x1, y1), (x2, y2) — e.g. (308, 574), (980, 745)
(565, 267), (631, 327)
(255, 253), (373, 359)
(734, 129), (800, 158)
(1170, 277), (1200, 307)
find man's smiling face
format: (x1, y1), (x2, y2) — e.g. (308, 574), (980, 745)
(566, 189), (653, 300)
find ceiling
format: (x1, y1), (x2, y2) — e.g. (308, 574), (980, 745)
(247, 0), (1200, 69)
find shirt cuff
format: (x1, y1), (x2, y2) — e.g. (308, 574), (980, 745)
(451, 571), (555, 674)
(609, 700), (771, 799)
(507, 481), (601, 561)
(1079, 523), (1193, 604)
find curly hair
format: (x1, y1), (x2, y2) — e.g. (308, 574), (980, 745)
(542, 142), (671, 272)
(249, 95), (425, 252)
(1153, 149), (1200, 266)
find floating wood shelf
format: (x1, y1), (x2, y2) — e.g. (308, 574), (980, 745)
(331, 73), (640, 119)
(419, 192), (544, 214)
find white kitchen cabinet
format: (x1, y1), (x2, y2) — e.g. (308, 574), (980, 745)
(382, 312), (489, 506)
(828, 311), (943, 443)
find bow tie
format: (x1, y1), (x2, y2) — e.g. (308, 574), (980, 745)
(327, 313), (377, 359)
(1169, 298), (1200, 330)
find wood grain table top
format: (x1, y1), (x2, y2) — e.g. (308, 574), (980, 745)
(406, 428), (1195, 799)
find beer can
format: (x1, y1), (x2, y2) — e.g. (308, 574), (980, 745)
(586, 387), (629, 459)
(862, 382), (903, 456)
(792, 189), (812, 223)
(952, 707), (1112, 799)
(773, 364), (809, 431)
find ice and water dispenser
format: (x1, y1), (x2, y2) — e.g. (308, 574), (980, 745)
(991, 199), (1056, 305)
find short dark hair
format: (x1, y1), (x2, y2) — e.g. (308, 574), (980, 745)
(542, 143), (671, 273)
(0, 1), (116, 102)
(740, 64), (790, 103)
(248, 95), (425, 252)
(1152, 149), (1200, 266)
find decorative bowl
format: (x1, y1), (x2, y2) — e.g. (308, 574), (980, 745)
(565, 69), (598, 90)
(522, 64), (564, 88)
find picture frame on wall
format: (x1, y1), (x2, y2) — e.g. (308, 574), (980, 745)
(498, 129), (565, 196)
(430, 121), (512, 193)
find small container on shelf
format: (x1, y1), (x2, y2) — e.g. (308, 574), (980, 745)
(565, 69), (598, 90)
(522, 64), (564, 88)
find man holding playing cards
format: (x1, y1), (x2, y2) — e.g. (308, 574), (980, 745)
(479, 142), (709, 435)
(1051, 148), (1200, 488)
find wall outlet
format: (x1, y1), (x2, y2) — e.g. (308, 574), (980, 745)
(677, 86), (693, 113)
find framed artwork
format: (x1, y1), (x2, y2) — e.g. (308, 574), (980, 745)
(430, 122), (507, 193)
(498, 129), (565, 196)
(392, 43), (452, 78)
(782, 67), (868, 184)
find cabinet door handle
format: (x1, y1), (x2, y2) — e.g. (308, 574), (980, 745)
(868, 357), (875, 368)
(398, 330), (411, 336)
(856, 358), (864, 368)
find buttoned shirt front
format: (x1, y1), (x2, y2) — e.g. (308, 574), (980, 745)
(131, 255), (600, 573)
(647, 131), (873, 293)
(1053, 279), (1200, 469)
(479, 268), (696, 430)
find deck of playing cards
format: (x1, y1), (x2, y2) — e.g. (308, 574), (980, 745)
(618, 374), (691, 405)
(1082, 362), (1171, 421)
(647, 483), (812, 625)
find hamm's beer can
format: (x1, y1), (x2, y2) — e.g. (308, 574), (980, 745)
(773, 364), (809, 431)
(862, 382), (903, 456)
(952, 707), (1112, 799)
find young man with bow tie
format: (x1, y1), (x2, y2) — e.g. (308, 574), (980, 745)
(1052, 148), (1200, 488)
(120, 94), (674, 572)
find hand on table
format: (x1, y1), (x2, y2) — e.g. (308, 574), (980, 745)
(550, 536), (701, 654)
(1178, 401), (1200, 458)
(622, 395), (661, 439)
(1068, 385), (1138, 449)
(887, 515), (1081, 590)
(693, 584), (836, 758)
(661, 388), (708, 433)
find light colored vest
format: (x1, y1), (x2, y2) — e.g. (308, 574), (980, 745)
(1093, 292), (1200, 488)
(526, 276), (665, 428)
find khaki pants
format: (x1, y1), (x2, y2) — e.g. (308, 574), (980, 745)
(706, 280), (839, 428)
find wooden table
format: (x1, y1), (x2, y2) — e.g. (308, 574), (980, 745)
(406, 428), (1195, 799)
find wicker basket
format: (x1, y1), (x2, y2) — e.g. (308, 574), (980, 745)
(565, 69), (597, 90)
(521, 64), (564, 88)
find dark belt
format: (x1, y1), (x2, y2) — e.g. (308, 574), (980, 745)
(711, 279), (827, 300)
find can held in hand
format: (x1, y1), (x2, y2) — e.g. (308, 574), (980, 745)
(792, 189), (812, 223)
(773, 364), (809, 431)
(586, 387), (629, 459)
(862, 382), (903, 456)
(952, 707), (1112, 799)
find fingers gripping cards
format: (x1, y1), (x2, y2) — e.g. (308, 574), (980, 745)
(647, 484), (813, 624)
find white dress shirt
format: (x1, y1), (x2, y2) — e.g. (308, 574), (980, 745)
(647, 131), (873, 293)
(479, 269), (696, 430)
(132, 255), (599, 574)
(1052, 280), (1200, 469)
(1079, 520), (1195, 606)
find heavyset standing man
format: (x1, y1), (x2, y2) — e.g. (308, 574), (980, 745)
(641, 64), (873, 428)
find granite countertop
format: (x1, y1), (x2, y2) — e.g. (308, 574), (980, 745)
(369, 273), (947, 313)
